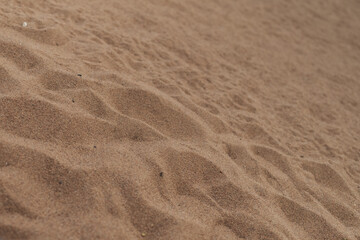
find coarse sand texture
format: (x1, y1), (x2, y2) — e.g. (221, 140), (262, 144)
(0, 0), (360, 239)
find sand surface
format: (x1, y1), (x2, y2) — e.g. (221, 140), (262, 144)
(1, 0), (360, 239)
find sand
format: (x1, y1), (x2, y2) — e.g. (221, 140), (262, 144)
(0, 0), (360, 239)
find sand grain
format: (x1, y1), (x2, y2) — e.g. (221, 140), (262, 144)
(0, 0), (360, 239)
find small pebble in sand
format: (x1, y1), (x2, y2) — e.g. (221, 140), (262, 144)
(22, 22), (27, 27)
(77, 74), (82, 77)
(72, 99), (75, 103)
(159, 172), (163, 177)
(58, 181), (63, 185)
(94, 145), (97, 149)
(141, 233), (146, 237)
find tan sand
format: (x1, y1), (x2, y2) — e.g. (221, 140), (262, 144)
(0, 0), (360, 239)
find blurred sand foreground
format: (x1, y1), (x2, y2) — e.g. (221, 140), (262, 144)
(0, 0), (360, 239)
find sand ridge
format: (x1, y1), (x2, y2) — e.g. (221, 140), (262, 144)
(0, 0), (360, 239)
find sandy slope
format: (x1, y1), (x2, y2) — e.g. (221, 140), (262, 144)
(0, 0), (360, 239)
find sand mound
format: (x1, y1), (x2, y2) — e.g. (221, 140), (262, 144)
(0, 0), (360, 239)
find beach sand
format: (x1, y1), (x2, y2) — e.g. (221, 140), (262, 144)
(0, 0), (360, 239)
